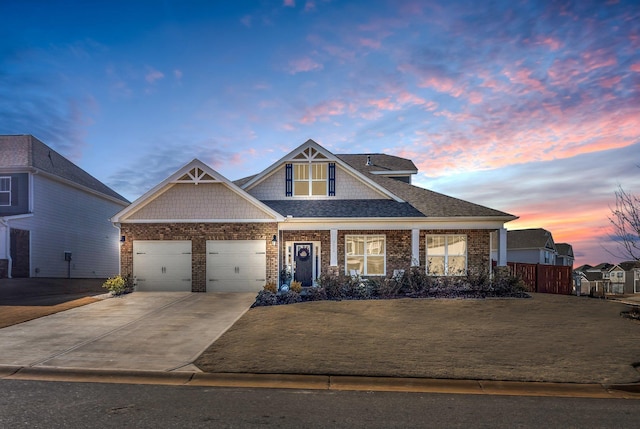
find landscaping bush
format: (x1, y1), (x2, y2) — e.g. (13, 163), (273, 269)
(263, 282), (278, 293)
(289, 280), (303, 293)
(277, 290), (302, 305)
(102, 275), (132, 296)
(304, 286), (327, 301)
(253, 290), (278, 307)
(252, 268), (529, 306)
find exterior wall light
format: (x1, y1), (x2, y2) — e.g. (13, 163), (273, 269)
(271, 234), (277, 246)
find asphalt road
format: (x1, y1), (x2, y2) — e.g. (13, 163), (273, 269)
(1, 380), (639, 428)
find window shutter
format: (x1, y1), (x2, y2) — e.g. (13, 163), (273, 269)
(328, 162), (335, 196)
(285, 163), (292, 197)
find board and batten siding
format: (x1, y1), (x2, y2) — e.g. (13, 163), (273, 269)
(125, 183), (272, 220)
(246, 164), (386, 200)
(8, 174), (127, 278)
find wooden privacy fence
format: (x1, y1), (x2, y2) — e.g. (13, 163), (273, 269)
(494, 262), (573, 295)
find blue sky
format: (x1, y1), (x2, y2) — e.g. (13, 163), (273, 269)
(1, 0), (639, 266)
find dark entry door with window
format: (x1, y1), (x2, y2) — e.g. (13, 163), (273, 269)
(294, 243), (313, 286)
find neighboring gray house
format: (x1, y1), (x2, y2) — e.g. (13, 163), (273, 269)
(0, 135), (129, 278)
(610, 261), (640, 294)
(491, 228), (558, 265)
(111, 139), (516, 292)
(555, 243), (574, 267)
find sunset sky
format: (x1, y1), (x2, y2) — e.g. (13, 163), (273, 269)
(1, 0), (638, 267)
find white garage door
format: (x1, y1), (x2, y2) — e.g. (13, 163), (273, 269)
(133, 241), (192, 291)
(206, 240), (266, 292)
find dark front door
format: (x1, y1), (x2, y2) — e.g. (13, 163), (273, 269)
(293, 243), (313, 287)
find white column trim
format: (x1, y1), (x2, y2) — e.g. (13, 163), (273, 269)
(411, 229), (420, 266)
(498, 227), (507, 266)
(330, 229), (338, 266)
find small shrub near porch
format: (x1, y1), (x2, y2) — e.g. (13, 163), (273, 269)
(251, 267), (528, 307)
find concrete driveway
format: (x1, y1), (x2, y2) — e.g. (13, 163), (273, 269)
(0, 292), (255, 372)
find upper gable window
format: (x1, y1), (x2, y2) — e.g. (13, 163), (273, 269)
(294, 163), (327, 196)
(0, 177), (10, 206)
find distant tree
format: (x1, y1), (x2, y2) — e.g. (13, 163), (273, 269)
(609, 185), (640, 261)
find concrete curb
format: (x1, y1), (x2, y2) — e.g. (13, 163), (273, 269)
(1, 366), (639, 399)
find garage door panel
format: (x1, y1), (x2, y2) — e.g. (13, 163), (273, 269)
(206, 240), (266, 292)
(133, 241), (192, 292)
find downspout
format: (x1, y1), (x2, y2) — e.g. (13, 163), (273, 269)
(0, 218), (12, 279)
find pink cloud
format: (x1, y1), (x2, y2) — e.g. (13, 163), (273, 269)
(630, 63), (640, 72)
(299, 99), (346, 124)
(359, 38), (381, 49)
(288, 57), (323, 74)
(145, 68), (164, 84)
(304, 1), (316, 11)
(503, 67), (548, 94)
(467, 91), (483, 104)
(283, 0), (295, 7)
(419, 76), (464, 97)
(599, 75), (621, 88)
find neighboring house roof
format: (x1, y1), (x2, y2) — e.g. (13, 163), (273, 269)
(261, 199), (425, 218)
(574, 264), (592, 272)
(584, 271), (604, 281)
(618, 260), (640, 271)
(507, 228), (556, 250)
(556, 243), (574, 257)
(589, 262), (613, 271)
(0, 134), (128, 203)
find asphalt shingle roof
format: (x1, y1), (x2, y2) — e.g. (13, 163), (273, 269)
(507, 228), (554, 249)
(0, 135), (129, 203)
(336, 154), (417, 174)
(261, 199), (425, 218)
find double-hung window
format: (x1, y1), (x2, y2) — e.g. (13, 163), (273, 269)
(426, 235), (467, 276)
(345, 235), (385, 276)
(0, 177), (10, 206)
(293, 163), (327, 196)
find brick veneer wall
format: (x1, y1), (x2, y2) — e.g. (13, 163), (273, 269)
(419, 229), (492, 274)
(336, 229), (491, 277)
(337, 229), (412, 276)
(120, 223), (278, 292)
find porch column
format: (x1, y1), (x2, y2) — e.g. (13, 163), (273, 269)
(497, 227), (507, 266)
(330, 229), (338, 267)
(411, 229), (420, 266)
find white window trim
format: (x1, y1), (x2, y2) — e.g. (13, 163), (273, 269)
(345, 234), (386, 276)
(0, 176), (10, 206)
(426, 234), (468, 276)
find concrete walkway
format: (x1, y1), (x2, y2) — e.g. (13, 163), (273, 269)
(0, 292), (255, 372)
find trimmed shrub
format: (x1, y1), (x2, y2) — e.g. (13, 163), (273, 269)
(102, 275), (131, 296)
(289, 280), (303, 293)
(263, 282), (278, 293)
(277, 290), (302, 305)
(253, 290), (278, 307)
(304, 286), (327, 301)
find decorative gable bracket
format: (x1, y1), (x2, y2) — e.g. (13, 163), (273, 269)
(173, 167), (219, 185)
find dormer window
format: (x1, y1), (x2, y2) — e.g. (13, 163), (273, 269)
(286, 161), (335, 197)
(294, 163), (327, 196)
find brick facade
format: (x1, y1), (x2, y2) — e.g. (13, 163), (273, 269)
(419, 229), (492, 274)
(120, 223), (278, 292)
(283, 228), (491, 279)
